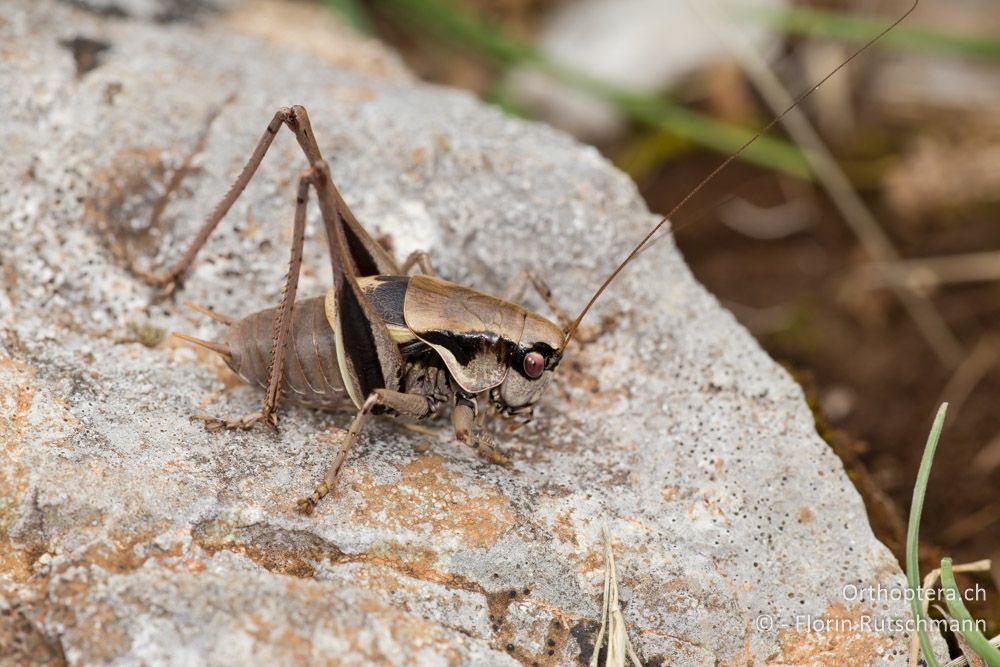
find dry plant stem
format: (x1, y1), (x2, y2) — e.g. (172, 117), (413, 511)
(590, 527), (641, 667)
(945, 620), (986, 667)
(894, 252), (1000, 289)
(941, 502), (1000, 545)
(943, 636), (1000, 667)
(936, 336), (1000, 426)
(973, 430), (1000, 475)
(907, 559), (993, 667)
(695, 0), (962, 369)
(589, 539), (612, 667)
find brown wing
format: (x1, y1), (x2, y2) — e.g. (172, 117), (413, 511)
(403, 275), (526, 393)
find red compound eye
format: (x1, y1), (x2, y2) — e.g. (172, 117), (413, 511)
(523, 351), (545, 379)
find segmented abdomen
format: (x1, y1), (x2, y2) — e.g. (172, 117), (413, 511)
(224, 296), (350, 410)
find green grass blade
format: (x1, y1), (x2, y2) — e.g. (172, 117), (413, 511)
(487, 79), (529, 118)
(906, 403), (948, 667)
(321, 0), (373, 34)
(376, 0), (813, 179)
(940, 558), (1000, 666)
(385, 0), (541, 67)
(738, 6), (1000, 61)
(612, 95), (812, 178)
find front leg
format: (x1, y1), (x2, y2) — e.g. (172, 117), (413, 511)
(297, 388), (435, 514)
(452, 393), (510, 465)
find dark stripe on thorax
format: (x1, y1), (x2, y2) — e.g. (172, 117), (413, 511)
(420, 330), (515, 366)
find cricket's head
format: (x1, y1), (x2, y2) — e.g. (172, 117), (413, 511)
(403, 275), (566, 420)
(489, 312), (564, 421)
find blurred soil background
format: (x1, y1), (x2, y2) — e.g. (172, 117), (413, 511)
(303, 0), (999, 640)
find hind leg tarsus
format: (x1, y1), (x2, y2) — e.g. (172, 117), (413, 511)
(193, 411), (278, 432)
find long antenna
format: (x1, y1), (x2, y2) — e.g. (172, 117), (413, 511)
(558, 0), (920, 355)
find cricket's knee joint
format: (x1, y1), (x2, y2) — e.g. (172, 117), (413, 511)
(309, 159), (330, 179)
(283, 105), (309, 125)
(526, 272), (551, 292)
(362, 390), (385, 412)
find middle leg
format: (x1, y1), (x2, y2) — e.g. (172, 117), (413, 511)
(297, 388), (436, 514)
(503, 270), (572, 330)
(399, 250), (437, 276)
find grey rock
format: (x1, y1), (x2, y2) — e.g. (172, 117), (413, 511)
(1, 0), (913, 664)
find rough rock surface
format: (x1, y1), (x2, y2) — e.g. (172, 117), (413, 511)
(2, 1), (913, 664)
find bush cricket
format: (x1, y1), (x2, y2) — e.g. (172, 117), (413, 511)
(134, 3), (917, 514)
